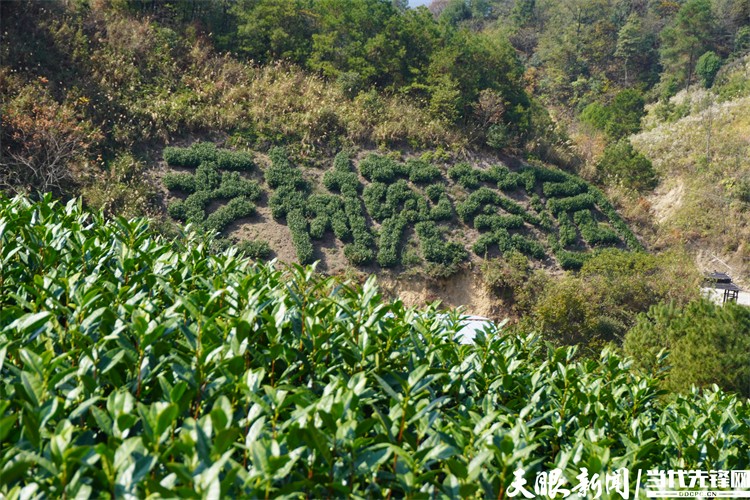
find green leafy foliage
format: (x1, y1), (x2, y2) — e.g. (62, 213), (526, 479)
(359, 154), (407, 183)
(597, 140), (657, 192)
(447, 162), (481, 189)
(542, 180), (586, 198)
(532, 248), (700, 350)
(163, 172), (196, 193)
(556, 212), (578, 248)
(695, 51), (723, 88)
(414, 221), (467, 265)
(573, 210), (621, 247)
(547, 193), (596, 216)
(161, 143), (638, 270)
(265, 147), (309, 192)
(163, 145), (261, 234)
(2, 195), (743, 498)
(377, 215), (408, 267)
(235, 239), (273, 260)
(406, 159), (441, 184)
(203, 197), (256, 235)
(163, 142), (218, 168)
(287, 209), (314, 265)
(625, 300), (750, 396)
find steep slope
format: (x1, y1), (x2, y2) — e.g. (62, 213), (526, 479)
(631, 56), (750, 285)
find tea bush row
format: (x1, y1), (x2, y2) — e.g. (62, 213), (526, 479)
(547, 193), (597, 216)
(266, 148), (310, 221)
(472, 227), (545, 259)
(329, 153), (375, 264)
(377, 215), (408, 267)
(557, 212), (578, 248)
(589, 187), (644, 251)
(415, 221), (468, 265)
(474, 213), (525, 231)
(456, 188), (531, 224)
(573, 210), (621, 247)
(203, 197), (256, 234)
(359, 154), (443, 185)
(364, 180), (433, 223)
(163, 172), (196, 192)
(542, 180), (587, 198)
(164, 142), (254, 171)
(430, 194), (454, 221)
(406, 158), (441, 184)
(166, 169), (260, 230)
(343, 195), (375, 265)
(447, 162), (481, 189)
(548, 233), (589, 270)
(287, 209), (314, 264)
(235, 239), (273, 260)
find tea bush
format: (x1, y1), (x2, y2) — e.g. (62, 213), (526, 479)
(542, 180), (587, 198)
(287, 208), (314, 264)
(424, 183), (445, 202)
(447, 162), (481, 189)
(216, 149), (254, 171)
(429, 195), (454, 221)
(557, 212), (578, 248)
(3, 195), (746, 498)
(164, 146), (262, 235)
(573, 210), (621, 246)
(547, 193), (597, 216)
(415, 221), (468, 265)
(235, 239), (272, 260)
(195, 162), (222, 191)
(343, 196), (375, 265)
(407, 159), (441, 184)
(163, 172), (196, 193)
(161, 144), (640, 270)
(359, 154), (407, 183)
(497, 171), (524, 191)
(203, 197), (256, 234)
(377, 215), (408, 267)
(474, 213), (525, 231)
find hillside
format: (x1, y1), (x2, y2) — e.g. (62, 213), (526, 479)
(157, 143), (640, 275)
(1, 195), (749, 497)
(5, 1), (750, 494)
(631, 55), (750, 285)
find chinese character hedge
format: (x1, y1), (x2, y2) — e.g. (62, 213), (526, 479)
(0, 195), (748, 498)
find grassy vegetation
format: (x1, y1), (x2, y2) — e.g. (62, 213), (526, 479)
(631, 57), (750, 281)
(2, 195), (749, 498)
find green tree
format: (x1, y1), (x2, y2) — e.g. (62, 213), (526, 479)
(531, 249), (699, 351)
(660, 0), (715, 88)
(427, 29), (529, 127)
(232, 0), (314, 64)
(605, 89), (645, 139)
(695, 50), (723, 88)
(597, 139), (657, 191)
(625, 300), (750, 397)
(615, 13), (646, 86)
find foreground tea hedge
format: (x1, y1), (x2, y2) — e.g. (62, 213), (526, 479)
(1, 196), (749, 498)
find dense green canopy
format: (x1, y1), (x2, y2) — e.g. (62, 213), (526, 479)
(1, 195), (748, 497)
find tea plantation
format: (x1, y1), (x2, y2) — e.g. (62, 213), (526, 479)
(1, 195), (748, 498)
(162, 144), (642, 271)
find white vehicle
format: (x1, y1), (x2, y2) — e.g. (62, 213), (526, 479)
(451, 315), (504, 344)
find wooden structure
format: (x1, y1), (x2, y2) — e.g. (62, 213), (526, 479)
(704, 272), (741, 304)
